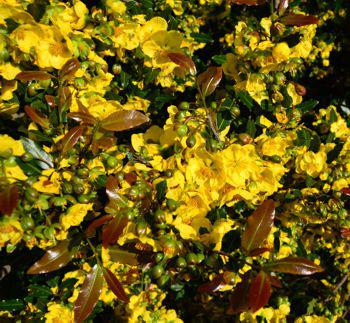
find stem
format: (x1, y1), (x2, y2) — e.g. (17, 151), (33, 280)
(86, 238), (102, 267)
(198, 89), (221, 143)
(270, 0), (275, 16)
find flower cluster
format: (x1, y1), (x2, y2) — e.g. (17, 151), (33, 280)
(0, 0), (349, 322)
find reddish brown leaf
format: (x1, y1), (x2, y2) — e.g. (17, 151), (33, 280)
(341, 188), (350, 196)
(229, 0), (267, 5)
(105, 176), (128, 212)
(58, 87), (72, 108)
(198, 274), (225, 294)
(103, 268), (129, 303)
(27, 241), (74, 274)
(102, 215), (128, 248)
(227, 272), (251, 314)
(24, 105), (50, 129)
(108, 247), (139, 266)
(60, 125), (86, 155)
(74, 264), (103, 323)
(341, 228), (350, 238)
(167, 52), (197, 76)
(100, 110), (149, 132)
(249, 247), (273, 257)
(264, 257), (324, 275)
(16, 71), (53, 81)
(67, 112), (96, 125)
(241, 200), (275, 254)
(197, 66), (222, 97)
(281, 14), (319, 26)
(277, 0), (289, 15)
(124, 172), (137, 185)
(248, 271), (271, 313)
(85, 215), (114, 238)
(59, 58), (80, 80)
(45, 95), (57, 108)
(0, 184), (19, 216)
(270, 275), (282, 288)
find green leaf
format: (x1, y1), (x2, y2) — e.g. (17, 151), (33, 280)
(237, 91), (254, 110)
(296, 99), (319, 113)
(119, 70), (130, 88)
(156, 180), (167, 201)
(216, 110), (231, 131)
(74, 264), (104, 323)
(190, 32), (214, 43)
(144, 68), (160, 84)
(21, 137), (54, 169)
(246, 119), (256, 137)
(241, 200), (275, 254)
(0, 299), (25, 311)
(15, 157), (42, 176)
(294, 129), (312, 147)
(212, 55), (227, 65)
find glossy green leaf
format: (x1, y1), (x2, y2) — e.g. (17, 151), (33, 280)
(241, 200), (275, 254)
(0, 299), (25, 311)
(21, 137), (54, 169)
(27, 241), (75, 274)
(74, 264), (103, 323)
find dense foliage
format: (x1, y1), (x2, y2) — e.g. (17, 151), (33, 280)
(0, 0), (350, 322)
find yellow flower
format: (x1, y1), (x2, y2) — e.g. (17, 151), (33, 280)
(0, 135), (25, 156)
(106, 0), (126, 16)
(295, 315), (330, 323)
(139, 17), (168, 43)
(60, 203), (93, 230)
(0, 216), (23, 248)
(215, 144), (260, 188)
(77, 94), (123, 120)
(260, 136), (289, 157)
(5, 165), (27, 182)
(11, 23), (72, 69)
(286, 83), (302, 105)
(44, 303), (73, 323)
(272, 42), (291, 63)
(142, 30), (183, 72)
(33, 169), (61, 194)
(296, 149), (327, 177)
(260, 17), (272, 36)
